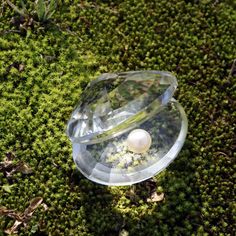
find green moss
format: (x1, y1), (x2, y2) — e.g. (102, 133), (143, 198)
(0, 0), (235, 235)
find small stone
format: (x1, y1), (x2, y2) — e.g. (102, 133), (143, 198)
(147, 192), (165, 202)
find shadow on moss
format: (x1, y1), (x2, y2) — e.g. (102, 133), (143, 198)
(71, 141), (201, 236)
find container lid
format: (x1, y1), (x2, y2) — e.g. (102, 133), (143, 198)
(66, 71), (177, 144)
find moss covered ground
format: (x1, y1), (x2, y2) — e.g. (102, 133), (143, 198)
(0, 0), (235, 235)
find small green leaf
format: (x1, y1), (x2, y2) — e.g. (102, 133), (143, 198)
(2, 184), (14, 193)
(36, 0), (46, 22)
(48, 0), (57, 13)
(6, 0), (27, 16)
(45, 10), (55, 20)
(20, 0), (27, 13)
(45, 0), (57, 21)
(30, 224), (38, 234)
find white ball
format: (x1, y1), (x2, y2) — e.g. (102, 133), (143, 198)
(126, 129), (152, 153)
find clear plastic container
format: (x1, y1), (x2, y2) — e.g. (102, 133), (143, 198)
(67, 71), (188, 185)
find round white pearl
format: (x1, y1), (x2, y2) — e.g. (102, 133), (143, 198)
(126, 129), (152, 153)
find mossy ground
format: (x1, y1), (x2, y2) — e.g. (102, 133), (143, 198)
(0, 0), (235, 235)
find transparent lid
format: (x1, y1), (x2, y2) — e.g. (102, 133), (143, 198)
(66, 71), (177, 144)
